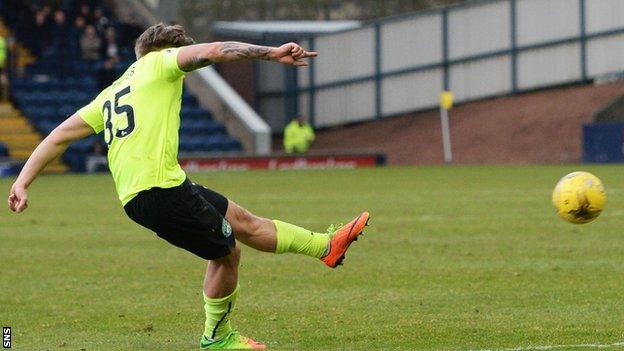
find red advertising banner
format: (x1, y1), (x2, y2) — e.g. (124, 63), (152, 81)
(179, 154), (385, 172)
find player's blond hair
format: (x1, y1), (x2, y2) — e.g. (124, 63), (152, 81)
(134, 23), (195, 59)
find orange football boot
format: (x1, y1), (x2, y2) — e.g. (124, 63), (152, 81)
(321, 212), (370, 268)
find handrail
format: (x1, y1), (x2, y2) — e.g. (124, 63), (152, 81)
(123, 0), (272, 155)
(197, 67), (271, 155)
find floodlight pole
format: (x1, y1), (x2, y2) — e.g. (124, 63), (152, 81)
(439, 91), (454, 164)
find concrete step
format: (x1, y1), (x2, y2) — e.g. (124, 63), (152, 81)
(0, 118), (33, 133)
(0, 103), (16, 115)
(0, 133), (41, 149)
(9, 148), (33, 159)
(8, 148), (64, 165)
(0, 125), (33, 134)
(0, 112), (22, 119)
(9, 148), (67, 172)
(43, 161), (69, 173)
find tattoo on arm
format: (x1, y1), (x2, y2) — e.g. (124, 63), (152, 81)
(220, 42), (272, 60)
(181, 56), (213, 72)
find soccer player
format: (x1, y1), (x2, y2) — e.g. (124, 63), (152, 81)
(7, 23), (369, 350)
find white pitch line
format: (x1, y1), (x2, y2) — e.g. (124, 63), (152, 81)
(471, 341), (624, 351)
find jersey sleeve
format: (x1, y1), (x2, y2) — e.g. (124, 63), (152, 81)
(77, 97), (104, 134)
(159, 47), (186, 81)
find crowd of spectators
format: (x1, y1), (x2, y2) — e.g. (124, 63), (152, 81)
(0, 0), (142, 86)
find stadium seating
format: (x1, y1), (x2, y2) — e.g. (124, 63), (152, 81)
(3, 1), (242, 172)
(0, 102), (67, 172)
(0, 141), (8, 157)
(10, 67), (242, 171)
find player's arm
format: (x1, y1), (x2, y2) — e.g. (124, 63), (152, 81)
(8, 114), (94, 213)
(177, 41), (318, 72)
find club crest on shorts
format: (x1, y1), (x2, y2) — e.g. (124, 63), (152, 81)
(222, 219), (232, 237)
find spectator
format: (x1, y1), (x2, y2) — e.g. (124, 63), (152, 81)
(86, 139), (108, 173)
(32, 10), (50, 56)
(92, 7), (109, 32)
(74, 15), (86, 31)
(51, 10), (70, 51)
(118, 19), (144, 48)
(0, 34), (7, 100)
(80, 25), (101, 60)
(0, 35), (6, 67)
(71, 16), (86, 55)
(284, 116), (315, 153)
(96, 57), (118, 90)
(102, 26), (119, 59)
(79, 3), (91, 23)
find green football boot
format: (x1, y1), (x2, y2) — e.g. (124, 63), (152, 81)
(200, 330), (266, 350)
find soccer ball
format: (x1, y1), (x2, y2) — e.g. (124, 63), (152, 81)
(552, 171), (607, 224)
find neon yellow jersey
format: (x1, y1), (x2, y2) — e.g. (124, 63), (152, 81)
(77, 48), (190, 205)
(0, 36), (6, 68)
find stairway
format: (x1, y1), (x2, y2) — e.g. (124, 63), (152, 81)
(0, 103), (67, 173)
(0, 20), (65, 173)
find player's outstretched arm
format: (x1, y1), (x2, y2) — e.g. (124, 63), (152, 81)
(177, 41), (318, 72)
(8, 114), (94, 213)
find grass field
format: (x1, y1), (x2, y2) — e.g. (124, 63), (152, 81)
(1, 165), (624, 351)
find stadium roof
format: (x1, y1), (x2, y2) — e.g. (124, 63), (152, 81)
(212, 21), (362, 39)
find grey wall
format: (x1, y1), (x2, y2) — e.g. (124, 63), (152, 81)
(257, 0), (624, 130)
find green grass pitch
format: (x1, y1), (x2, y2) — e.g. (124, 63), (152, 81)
(1, 165), (624, 350)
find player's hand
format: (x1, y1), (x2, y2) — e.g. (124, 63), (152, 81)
(269, 42), (317, 67)
(8, 183), (28, 213)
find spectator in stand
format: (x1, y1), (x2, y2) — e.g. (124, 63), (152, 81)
(0, 34), (7, 100)
(0, 35), (6, 68)
(51, 10), (72, 77)
(80, 25), (101, 61)
(51, 10), (70, 49)
(119, 19), (144, 48)
(74, 16), (86, 33)
(86, 139), (108, 173)
(102, 26), (119, 60)
(79, 3), (91, 23)
(93, 7), (109, 33)
(70, 16), (86, 56)
(32, 10), (50, 56)
(96, 56), (118, 90)
(284, 116), (315, 153)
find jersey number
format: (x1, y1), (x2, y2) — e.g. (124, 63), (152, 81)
(103, 86), (135, 145)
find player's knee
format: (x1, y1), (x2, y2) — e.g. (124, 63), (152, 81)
(230, 244), (241, 264)
(231, 205), (262, 234)
(214, 244), (240, 268)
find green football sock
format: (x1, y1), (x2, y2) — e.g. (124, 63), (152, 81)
(273, 220), (330, 259)
(203, 285), (239, 341)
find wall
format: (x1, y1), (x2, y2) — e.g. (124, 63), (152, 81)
(256, 0), (624, 131)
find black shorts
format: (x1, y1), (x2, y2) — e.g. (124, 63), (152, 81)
(124, 178), (234, 260)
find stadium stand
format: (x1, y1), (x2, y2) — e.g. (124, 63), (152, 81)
(0, 141), (8, 157)
(0, 0), (241, 172)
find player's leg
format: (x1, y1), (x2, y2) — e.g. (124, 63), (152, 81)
(225, 200), (329, 257)
(204, 243), (240, 299)
(223, 202), (277, 252)
(124, 181), (265, 349)
(200, 244), (265, 350)
(225, 200), (370, 267)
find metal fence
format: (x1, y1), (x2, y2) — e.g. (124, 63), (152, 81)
(255, 0), (624, 131)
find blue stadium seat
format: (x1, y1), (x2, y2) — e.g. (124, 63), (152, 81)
(0, 142), (9, 157)
(12, 51), (242, 161)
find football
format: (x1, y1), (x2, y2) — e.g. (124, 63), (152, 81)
(552, 171), (607, 224)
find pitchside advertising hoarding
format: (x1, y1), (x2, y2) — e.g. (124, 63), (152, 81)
(179, 154), (386, 172)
